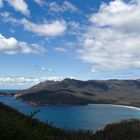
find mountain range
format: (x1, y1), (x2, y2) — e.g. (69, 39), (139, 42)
(16, 78), (140, 107)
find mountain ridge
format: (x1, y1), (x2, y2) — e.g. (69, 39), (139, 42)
(16, 78), (140, 107)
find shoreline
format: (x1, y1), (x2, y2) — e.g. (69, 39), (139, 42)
(21, 99), (140, 110)
(2, 95), (140, 111)
(88, 103), (140, 111)
(1, 101), (140, 140)
(1, 96), (140, 132)
(108, 104), (140, 111)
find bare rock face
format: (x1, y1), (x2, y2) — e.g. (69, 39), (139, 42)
(16, 78), (140, 107)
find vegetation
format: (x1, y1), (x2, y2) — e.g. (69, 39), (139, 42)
(0, 102), (93, 140)
(94, 120), (140, 140)
(0, 102), (140, 140)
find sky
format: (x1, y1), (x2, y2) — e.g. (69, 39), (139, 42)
(0, 0), (140, 89)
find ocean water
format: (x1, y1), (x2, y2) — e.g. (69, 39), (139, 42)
(0, 96), (140, 131)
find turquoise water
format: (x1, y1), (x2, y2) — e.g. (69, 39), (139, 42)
(0, 96), (140, 131)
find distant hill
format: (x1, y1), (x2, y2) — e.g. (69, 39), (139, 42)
(16, 78), (140, 107)
(0, 92), (15, 96)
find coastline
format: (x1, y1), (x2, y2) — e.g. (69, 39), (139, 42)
(108, 104), (140, 111)
(21, 99), (140, 109)
(12, 95), (140, 110)
(2, 94), (140, 110)
(1, 101), (140, 140)
(1, 96), (140, 132)
(88, 103), (140, 111)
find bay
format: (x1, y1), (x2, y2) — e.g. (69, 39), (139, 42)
(0, 95), (140, 131)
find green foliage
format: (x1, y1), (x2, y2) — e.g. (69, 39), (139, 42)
(0, 102), (94, 140)
(28, 110), (40, 119)
(94, 119), (140, 140)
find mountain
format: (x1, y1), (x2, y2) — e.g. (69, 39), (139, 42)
(16, 78), (140, 107)
(0, 92), (15, 96)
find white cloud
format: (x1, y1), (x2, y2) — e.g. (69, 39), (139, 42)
(54, 47), (67, 52)
(90, 0), (140, 33)
(0, 76), (63, 89)
(21, 18), (67, 36)
(49, 1), (78, 13)
(78, 0), (140, 70)
(34, 65), (53, 72)
(0, 33), (46, 54)
(40, 67), (53, 71)
(34, 0), (46, 6)
(91, 68), (97, 76)
(1, 14), (67, 37)
(45, 76), (63, 81)
(7, 0), (30, 16)
(63, 1), (78, 12)
(0, 0), (3, 7)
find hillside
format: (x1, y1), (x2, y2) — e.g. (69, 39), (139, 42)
(1, 102), (140, 140)
(16, 78), (140, 107)
(0, 102), (93, 140)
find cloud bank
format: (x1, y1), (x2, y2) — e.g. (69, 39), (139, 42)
(0, 76), (63, 89)
(78, 0), (140, 71)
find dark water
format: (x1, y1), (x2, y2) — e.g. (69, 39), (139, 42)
(0, 96), (140, 131)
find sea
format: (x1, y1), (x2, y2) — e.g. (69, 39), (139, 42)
(0, 90), (140, 131)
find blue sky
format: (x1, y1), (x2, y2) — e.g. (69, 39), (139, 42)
(0, 0), (140, 89)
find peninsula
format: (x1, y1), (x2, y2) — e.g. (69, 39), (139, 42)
(16, 78), (140, 107)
